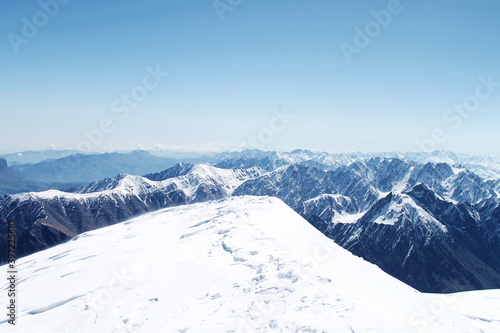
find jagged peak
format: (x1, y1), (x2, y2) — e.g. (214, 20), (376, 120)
(405, 182), (448, 204)
(357, 190), (447, 232)
(143, 162), (195, 181)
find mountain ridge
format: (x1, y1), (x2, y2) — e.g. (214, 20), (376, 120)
(1, 150), (499, 293)
(2, 196), (499, 332)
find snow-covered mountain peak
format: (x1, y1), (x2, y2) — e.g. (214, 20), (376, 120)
(143, 162), (195, 181)
(168, 164), (264, 196)
(69, 163), (263, 198)
(361, 192), (448, 233)
(113, 174), (156, 195)
(2, 196), (499, 332)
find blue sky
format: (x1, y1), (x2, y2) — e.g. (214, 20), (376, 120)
(1, 0), (499, 155)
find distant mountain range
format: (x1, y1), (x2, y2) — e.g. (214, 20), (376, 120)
(0, 149), (85, 165)
(1, 149), (499, 294)
(0, 157), (48, 194)
(9, 150), (179, 184)
(200, 149), (500, 180)
(0, 150), (183, 194)
(0, 157), (84, 194)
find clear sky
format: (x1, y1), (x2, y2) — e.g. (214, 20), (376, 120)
(1, 0), (499, 155)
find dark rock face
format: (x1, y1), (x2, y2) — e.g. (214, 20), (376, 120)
(233, 164), (380, 211)
(0, 195), (66, 261)
(0, 158), (7, 172)
(0, 189), (196, 264)
(326, 186), (500, 293)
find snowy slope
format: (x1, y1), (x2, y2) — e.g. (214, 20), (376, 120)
(2, 196), (499, 332)
(0, 164), (263, 263)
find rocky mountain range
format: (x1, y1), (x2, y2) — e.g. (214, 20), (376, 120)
(1, 149), (499, 293)
(4, 196), (498, 332)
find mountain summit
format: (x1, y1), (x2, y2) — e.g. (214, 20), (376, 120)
(2, 196), (498, 332)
